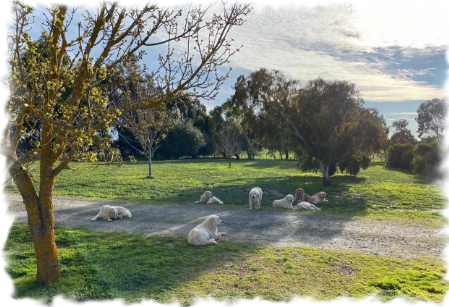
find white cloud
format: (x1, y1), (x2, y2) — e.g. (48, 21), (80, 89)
(386, 112), (418, 115)
(221, 2), (447, 102)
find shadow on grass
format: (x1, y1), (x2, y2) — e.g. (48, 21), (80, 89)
(5, 223), (262, 305)
(385, 166), (447, 186)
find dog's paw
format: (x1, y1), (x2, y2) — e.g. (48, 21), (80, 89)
(107, 219), (112, 222)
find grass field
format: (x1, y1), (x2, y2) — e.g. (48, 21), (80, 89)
(5, 158), (447, 225)
(4, 223), (448, 305)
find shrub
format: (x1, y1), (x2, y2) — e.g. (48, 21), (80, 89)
(411, 141), (441, 176)
(400, 150), (414, 170)
(158, 122), (206, 159)
(386, 143), (414, 168)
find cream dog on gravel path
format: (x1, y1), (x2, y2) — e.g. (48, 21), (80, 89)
(91, 205), (132, 222)
(249, 187), (263, 211)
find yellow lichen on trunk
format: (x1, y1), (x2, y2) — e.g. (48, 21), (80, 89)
(10, 162), (60, 283)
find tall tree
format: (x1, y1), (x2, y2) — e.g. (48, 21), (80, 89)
(240, 70), (383, 186)
(416, 98), (447, 142)
(4, 1), (251, 283)
(390, 119), (416, 144)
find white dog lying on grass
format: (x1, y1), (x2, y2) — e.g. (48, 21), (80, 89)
(295, 201), (321, 210)
(272, 194), (296, 209)
(91, 205), (132, 222)
(187, 215), (226, 246)
(194, 191), (213, 203)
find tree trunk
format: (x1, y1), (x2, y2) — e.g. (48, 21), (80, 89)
(148, 147), (152, 177)
(11, 163), (60, 283)
(285, 150), (289, 160)
(228, 158), (231, 168)
(319, 161), (331, 186)
(235, 153), (240, 160)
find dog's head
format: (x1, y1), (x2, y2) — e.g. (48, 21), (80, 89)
(295, 188), (309, 201)
(318, 192), (326, 201)
(285, 194), (294, 203)
(203, 191), (213, 198)
(294, 188), (304, 200)
(250, 189), (259, 200)
(205, 215), (223, 228)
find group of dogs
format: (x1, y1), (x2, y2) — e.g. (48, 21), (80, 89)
(91, 187), (328, 246)
(195, 187), (327, 211)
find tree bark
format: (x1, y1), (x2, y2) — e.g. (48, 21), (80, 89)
(11, 163), (60, 283)
(320, 161), (331, 186)
(228, 158), (231, 168)
(148, 147), (152, 177)
(285, 150), (289, 160)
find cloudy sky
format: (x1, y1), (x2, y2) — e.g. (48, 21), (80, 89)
(209, 0), (448, 138)
(7, 0), (449, 138)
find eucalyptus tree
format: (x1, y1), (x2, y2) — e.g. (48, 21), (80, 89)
(416, 98), (447, 142)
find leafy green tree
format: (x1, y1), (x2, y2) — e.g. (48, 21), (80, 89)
(4, 1), (250, 283)
(159, 121), (206, 159)
(416, 98), (447, 142)
(390, 119), (416, 144)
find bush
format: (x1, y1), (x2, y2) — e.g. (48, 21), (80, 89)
(386, 143), (414, 168)
(158, 121), (206, 159)
(412, 141), (441, 176)
(198, 134), (215, 157)
(400, 150), (414, 170)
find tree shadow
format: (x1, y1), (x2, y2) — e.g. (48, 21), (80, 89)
(377, 164), (441, 186)
(5, 222), (263, 305)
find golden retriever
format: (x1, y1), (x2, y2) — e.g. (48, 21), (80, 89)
(187, 215), (226, 246)
(308, 191), (328, 204)
(249, 187), (263, 211)
(91, 205), (132, 222)
(272, 194), (296, 209)
(194, 191), (213, 203)
(294, 188), (309, 201)
(295, 201), (321, 210)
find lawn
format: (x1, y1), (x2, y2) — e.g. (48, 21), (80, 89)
(4, 223), (448, 305)
(5, 158), (447, 225)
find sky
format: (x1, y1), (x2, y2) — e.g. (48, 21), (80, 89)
(11, 0), (449, 138)
(205, 0), (448, 138)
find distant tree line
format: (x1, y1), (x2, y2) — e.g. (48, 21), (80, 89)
(385, 98), (447, 177)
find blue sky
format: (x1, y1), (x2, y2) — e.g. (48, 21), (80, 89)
(8, 0), (449, 139)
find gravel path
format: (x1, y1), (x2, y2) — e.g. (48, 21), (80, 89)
(5, 193), (447, 260)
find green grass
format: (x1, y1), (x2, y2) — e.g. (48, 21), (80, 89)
(4, 223), (448, 305)
(5, 158), (447, 225)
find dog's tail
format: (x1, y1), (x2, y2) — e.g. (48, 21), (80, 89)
(194, 200), (200, 203)
(91, 215), (99, 221)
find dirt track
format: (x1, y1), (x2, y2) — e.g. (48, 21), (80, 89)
(5, 193), (447, 260)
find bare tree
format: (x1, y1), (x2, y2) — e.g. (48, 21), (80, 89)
(109, 70), (179, 177)
(216, 122), (241, 168)
(4, 1), (251, 283)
